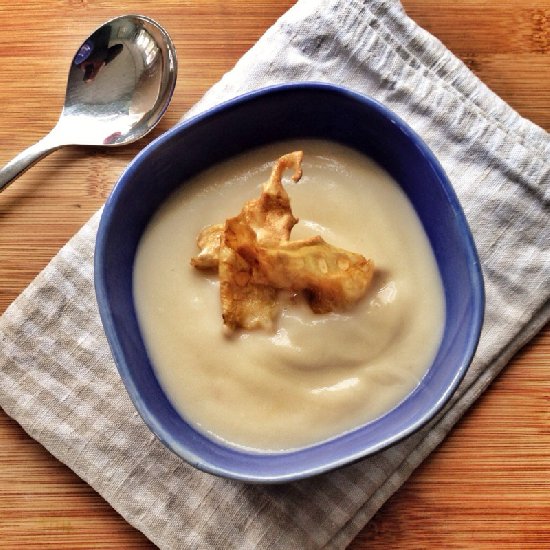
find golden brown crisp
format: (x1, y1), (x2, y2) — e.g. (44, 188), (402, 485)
(218, 216), (278, 331)
(206, 151), (303, 330)
(190, 223), (224, 270)
(238, 235), (375, 314)
(190, 150), (303, 269)
(191, 151), (374, 331)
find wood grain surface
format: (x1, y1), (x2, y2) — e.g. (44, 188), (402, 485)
(0, 1), (548, 548)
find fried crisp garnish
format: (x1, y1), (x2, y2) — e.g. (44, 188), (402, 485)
(190, 151), (303, 269)
(219, 216), (278, 330)
(212, 152), (303, 330)
(191, 151), (374, 331)
(239, 236), (375, 314)
(190, 223), (224, 270)
(243, 150), (302, 245)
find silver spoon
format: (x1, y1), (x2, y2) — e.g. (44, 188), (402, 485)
(0, 15), (177, 193)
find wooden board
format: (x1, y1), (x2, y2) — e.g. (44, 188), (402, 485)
(0, 1), (548, 547)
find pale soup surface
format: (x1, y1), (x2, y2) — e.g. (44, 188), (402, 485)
(133, 140), (445, 451)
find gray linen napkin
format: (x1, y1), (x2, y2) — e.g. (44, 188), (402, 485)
(1, 0), (548, 548)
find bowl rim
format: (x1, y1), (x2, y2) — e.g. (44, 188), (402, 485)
(95, 82), (485, 483)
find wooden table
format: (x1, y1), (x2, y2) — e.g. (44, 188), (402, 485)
(0, 1), (548, 547)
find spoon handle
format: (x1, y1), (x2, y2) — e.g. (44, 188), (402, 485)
(0, 132), (62, 193)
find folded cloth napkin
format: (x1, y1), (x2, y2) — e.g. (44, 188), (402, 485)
(1, 0), (548, 547)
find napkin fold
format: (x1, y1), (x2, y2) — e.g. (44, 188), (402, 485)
(1, 0), (548, 548)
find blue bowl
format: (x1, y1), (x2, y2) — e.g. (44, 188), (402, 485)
(95, 83), (484, 483)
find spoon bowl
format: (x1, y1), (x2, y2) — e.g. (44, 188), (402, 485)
(0, 14), (177, 192)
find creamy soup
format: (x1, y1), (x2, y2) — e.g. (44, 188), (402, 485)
(133, 140), (445, 451)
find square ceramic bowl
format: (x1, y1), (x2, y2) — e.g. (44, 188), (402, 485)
(95, 83), (484, 483)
